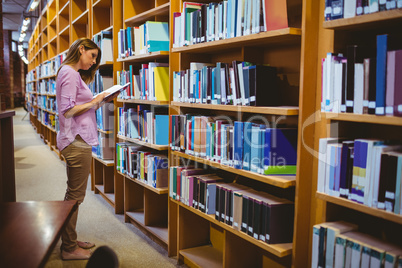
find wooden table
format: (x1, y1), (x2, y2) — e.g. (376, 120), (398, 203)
(0, 110), (16, 202)
(0, 200), (78, 268)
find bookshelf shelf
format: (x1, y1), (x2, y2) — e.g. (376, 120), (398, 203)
(316, 192), (402, 225)
(172, 28), (302, 54)
(116, 51), (169, 63)
(92, 153), (114, 167)
(323, 9), (402, 30)
(72, 10), (89, 25)
(322, 112), (402, 126)
(119, 172), (168, 195)
(180, 245), (223, 268)
(124, 2), (170, 26)
(171, 102), (299, 116)
(93, 0), (112, 8)
(99, 61), (114, 68)
(178, 201), (293, 257)
(59, 25), (70, 36)
(171, 151), (296, 189)
(117, 134), (169, 151)
(59, 1), (69, 15)
(125, 211), (169, 245)
(95, 185), (116, 207)
(117, 98), (169, 106)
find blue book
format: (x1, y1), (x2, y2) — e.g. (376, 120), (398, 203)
(334, 144), (342, 195)
(227, 0), (232, 39)
(126, 27), (132, 56)
(376, 34), (388, 115)
(206, 123), (211, 159)
(129, 65), (134, 98)
(250, 124), (261, 173)
(145, 21), (169, 52)
(259, 125), (265, 174)
(243, 122), (252, 170)
(211, 67), (216, 104)
(263, 128), (272, 171)
(155, 115), (169, 145)
(206, 183), (217, 215)
(234, 121), (244, 169)
(329, 145), (336, 195)
(264, 128), (298, 175)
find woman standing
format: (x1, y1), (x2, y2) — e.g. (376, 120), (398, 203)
(56, 38), (109, 260)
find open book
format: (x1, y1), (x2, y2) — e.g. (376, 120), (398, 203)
(94, 82), (130, 105)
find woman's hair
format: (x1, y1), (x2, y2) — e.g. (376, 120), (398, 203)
(56, 38), (101, 84)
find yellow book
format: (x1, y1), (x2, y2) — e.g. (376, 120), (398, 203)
(154, 66), (169, 101)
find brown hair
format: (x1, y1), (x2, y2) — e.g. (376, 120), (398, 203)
(57, 38), (101, 84)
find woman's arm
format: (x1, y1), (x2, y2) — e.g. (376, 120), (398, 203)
(63, 92), (108, 119)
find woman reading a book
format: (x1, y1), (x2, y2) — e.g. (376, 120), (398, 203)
(56, 38), (110, 260)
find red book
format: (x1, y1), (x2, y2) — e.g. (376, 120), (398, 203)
(263, 0), (288, 31)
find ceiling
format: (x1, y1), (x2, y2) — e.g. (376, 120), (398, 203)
(2, 0), (35, 43)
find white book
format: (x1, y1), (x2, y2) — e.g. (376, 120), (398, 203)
(333, 61), (344, 113)
(236, 0), (245, 37)
(317, 138), (342, 193)
(353, 63), (364, 114)
(322, 58), (328, 111)
(344, 0), (357, 18)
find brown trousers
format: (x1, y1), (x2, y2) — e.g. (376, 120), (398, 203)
(60, 135), (92, 252)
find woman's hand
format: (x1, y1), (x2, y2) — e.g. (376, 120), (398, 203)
(63, 92), (110, 118)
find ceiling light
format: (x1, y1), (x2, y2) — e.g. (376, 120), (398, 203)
(28, 0), (40, 12)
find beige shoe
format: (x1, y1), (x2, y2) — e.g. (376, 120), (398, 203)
(61, 248), (92, 260)
(77, 241), (96, 249)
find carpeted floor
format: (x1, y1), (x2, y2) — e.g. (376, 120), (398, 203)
(13, 107), (184, 268)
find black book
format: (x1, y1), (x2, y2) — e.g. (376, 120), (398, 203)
(377, 153), (389, 209)
(215, 184), (221, 220)
(346, 45), (358, 113)
(241, 195), (249, 233)
(201, 4), (207, 43)
(250, 65), (279, 107)
(367, 58), (377, 114)
(339, 141), (354, 198)
(384, 152), (401, 212)
(231, 60), (242, 105)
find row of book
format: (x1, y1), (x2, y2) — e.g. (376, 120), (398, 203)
(116, 144), (168, 188)
(38, 79), (56, 95)
(321, 35), (402, 117)
(37, 110), (58, 131)
(90, 69), (114, 97)
(118, 21), (169, 59)
(169, 166), (294, 244)
(312, 221), (402, 268)
(173, 0), (288, 48)
(26, 69), (36, 82)
(170, 114), (298, 175)
(117, 105), (169, 146)
(116, 63), (169, 101)
(317, 138), (402, 214)
(38, 95), (57, 113)
(36, 52), (66, 79)
(325, 0), (402, 21)
(173, 61), (281, 106)
(92, 30), (113, 64)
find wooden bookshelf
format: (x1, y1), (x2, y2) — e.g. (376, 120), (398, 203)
(171, 28), (302, 54)
(171, 151), (296, 189)
(310, 1), (402, 266)
(118, 171), (168, 195)
(116, 51), (169, 63)
(124, 2), (170, 25)
(171, 102), (299, 116)
(316, 192), (402, 225)
(117, 134), (169, 151)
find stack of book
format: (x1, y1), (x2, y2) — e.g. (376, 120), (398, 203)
(117, 62), (169, 101)
(116, 144), (168, 188)
(173, 61), (281, 106)
(118, 21), (169, 58)
(93, 30), (113, 64)
(324, 0), (402, 21)
(118, 105), (169, 146)
(317, 137), (402, 214)
(312, 221), (402, 268)
(321, 34), (402, 117)
(173, 0), (288, 48)
(170, 115), (298, 175)
(170, 166), (294, 244)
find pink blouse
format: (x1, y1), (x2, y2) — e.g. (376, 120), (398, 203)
(56, 65), (98, 152)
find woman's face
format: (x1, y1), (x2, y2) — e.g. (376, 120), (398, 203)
(79, 46), (98, 70)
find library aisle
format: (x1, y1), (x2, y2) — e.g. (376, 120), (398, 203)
(12, 107), (185, 268)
